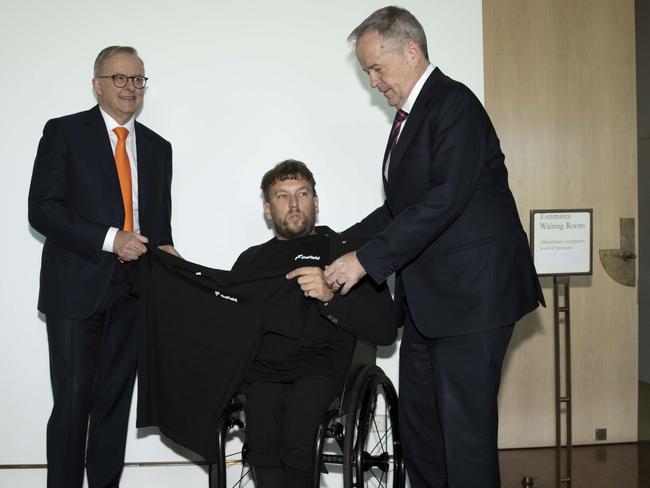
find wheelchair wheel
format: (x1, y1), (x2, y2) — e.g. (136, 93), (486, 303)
(209, 398), (256, 488)
(342, 366), (405, 488)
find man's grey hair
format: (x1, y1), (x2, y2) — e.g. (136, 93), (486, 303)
(348, 6), (429, 60)
(93, 46), (144, 76)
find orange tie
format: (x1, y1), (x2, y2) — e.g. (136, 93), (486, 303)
(113, 127), (134, 232)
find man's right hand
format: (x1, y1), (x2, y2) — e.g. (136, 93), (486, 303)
(113, 231), (149, 262)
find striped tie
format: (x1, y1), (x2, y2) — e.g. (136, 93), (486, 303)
(384, 109), (409, 179)
(388, 109), (409, 152)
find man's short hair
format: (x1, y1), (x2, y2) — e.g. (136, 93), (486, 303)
(348, 6), (429, 60)
(94, 46), (144, 76)
(261, 160), (317, 201)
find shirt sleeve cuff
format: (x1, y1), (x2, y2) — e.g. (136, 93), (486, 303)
(103, 227), (119, 253)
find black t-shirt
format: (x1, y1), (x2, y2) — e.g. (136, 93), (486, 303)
(245, 233), (355, 383)
(246, 233), (330, 273)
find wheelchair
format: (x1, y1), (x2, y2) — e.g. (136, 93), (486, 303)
(208, 341), (405, 488)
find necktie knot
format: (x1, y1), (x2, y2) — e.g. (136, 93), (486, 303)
(395, 109), (408, 124)
(113, 127), (129, 141)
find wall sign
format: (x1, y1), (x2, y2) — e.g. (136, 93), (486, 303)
(530, 209), (593, 276)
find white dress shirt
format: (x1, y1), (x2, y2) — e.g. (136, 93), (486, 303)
(99, 107), (140, 252)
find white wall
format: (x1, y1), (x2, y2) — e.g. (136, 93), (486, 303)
(0, 0), (483, 482)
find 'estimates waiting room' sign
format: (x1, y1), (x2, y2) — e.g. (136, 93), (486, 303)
(530, 209), (593, 276)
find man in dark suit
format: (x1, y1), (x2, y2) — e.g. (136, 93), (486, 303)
(325, 7), (545, 487)
(28, 46), (179, 488)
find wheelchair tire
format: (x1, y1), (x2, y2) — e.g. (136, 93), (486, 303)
(342, 366), (405, 488)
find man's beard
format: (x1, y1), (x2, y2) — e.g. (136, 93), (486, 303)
(273, 210), (315, 240)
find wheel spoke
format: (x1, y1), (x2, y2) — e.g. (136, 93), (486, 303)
(233, 466), (252, 487)
(369, 466), (387, 487)
(370, 416), (385, 454)
(368, 427), (391, 456)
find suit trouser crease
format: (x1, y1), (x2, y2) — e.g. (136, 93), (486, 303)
(46, 279), (137, 488)
(399, 319), (513, 488)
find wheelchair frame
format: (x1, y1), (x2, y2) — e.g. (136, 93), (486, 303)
(208, 342), (405, 488)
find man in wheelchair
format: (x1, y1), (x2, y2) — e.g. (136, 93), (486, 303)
(231, 160), (396, 487)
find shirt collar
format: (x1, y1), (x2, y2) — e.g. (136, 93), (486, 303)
(401, 63), (435, 114)
(99, 106), (136, 134)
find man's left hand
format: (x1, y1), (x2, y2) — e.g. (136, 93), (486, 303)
(159, 244), (182, 258)
(324, 251), (366, 295)
(286, 266), (334, 302)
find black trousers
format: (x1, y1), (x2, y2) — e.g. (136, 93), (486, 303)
(399, 317), (514, 488)
(245, 377), (339, 488)
(45, 278), (137, 488)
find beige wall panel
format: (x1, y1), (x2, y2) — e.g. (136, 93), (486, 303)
(483, 0), (638, 447)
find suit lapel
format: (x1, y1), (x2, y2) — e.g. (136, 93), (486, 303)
(386, 68), (444, 184)
(135, 121), (153, 226)
(82, 106), (122, 212)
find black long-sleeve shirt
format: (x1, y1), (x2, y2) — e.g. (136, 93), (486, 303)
(134, 228), (394, 461)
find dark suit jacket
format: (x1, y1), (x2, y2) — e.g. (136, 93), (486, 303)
(347, 68), (544, 338)
(28, 105), (173, 319)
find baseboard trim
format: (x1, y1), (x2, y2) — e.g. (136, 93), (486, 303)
(0, 461), (208, 470)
